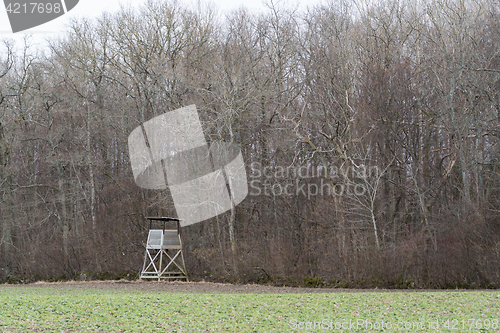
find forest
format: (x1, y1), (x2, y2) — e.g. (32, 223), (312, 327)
(1, 0), (499, 288)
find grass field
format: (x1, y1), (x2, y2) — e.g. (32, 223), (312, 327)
(0, 283), (499, 332)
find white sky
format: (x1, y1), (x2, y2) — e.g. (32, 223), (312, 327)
(0, 0), (324, 52)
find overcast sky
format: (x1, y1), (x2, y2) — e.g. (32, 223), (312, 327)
(0, 0), (324, 52)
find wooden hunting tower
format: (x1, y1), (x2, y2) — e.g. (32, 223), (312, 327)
(140, 217), (188, 281)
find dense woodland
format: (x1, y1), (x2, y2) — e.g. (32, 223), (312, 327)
(1, 0), (500, 287)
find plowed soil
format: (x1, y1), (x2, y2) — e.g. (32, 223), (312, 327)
(0, 280), (462, 293)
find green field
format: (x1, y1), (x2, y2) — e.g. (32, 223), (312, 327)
(0, 284), (499, 332)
